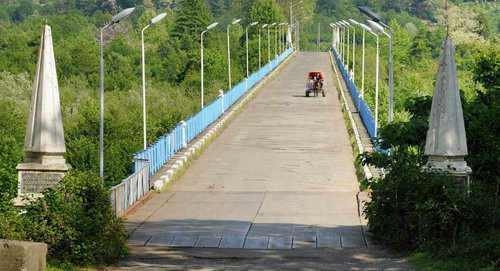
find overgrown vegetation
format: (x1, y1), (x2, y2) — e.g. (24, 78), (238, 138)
(359, 46), (499, 270)
(0, 170), (128, 267)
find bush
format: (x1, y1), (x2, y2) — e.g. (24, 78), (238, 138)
(359, 145), (463, 251)
(16, 170), (128, 266)
(359, 86), (500, 268)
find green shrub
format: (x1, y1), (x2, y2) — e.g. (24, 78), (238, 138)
(359, 84), (500, 268)
(359, 146), (463, 251)
(19, 170), (128, 266)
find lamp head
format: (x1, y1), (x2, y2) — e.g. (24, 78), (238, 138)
(271, 22), (276, 26)
(150, 13), (167, 25)
(112, 7), (135, 24)
(367, 20), (385, 33)
(262, 24), (268, 28)
(349, 19), (359, 26)
(250, 21), (258, 26)
(357, 6), (381, 22)
(359, 23), (373, 33)
(342, 20), (350, 25)
(232, 19), (241, 25)
(206, 22), (219, 30)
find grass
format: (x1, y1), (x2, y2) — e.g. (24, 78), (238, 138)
(408, 252), (495, 271)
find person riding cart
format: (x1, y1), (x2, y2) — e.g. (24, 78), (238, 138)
(305, 71), (326, 97)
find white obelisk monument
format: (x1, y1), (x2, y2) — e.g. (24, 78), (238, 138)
(424, 37), (472, 187)
(16, 25), (70, 202)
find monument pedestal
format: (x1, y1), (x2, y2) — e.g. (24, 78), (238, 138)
(426, 155), (472, 191)
(15, 154), (70, 206)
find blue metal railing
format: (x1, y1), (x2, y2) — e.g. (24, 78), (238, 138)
(110, 159), (150, 216)
(332, 48), (378, 141)
(109, 46), (294, 215)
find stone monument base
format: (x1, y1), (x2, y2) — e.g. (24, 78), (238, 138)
(426, 155), (472, 191)
(15, 157), (70, 207)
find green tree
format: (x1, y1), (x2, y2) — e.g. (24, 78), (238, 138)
(389, 19), (411, 63)
(172, 0), (214, 52)
(476, 11), (491, 39)
(12, 0), (35, 22)
(473, 46), (499, 90)
(250, 0), (285, 26)
(209, 0), (226, 17)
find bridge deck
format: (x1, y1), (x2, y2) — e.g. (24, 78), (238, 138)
(126, 52), (365, 249)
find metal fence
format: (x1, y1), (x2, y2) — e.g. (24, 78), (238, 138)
(109, 46), (294, 216)
(109, 158), (150, 216)
(332, 48), (377, 140)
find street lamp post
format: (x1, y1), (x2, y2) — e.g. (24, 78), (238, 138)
(259, 24), (267, 70)
(342, 20), (351, 73)
(338, 21), (345, 64)
(365, 26), (380, 137)
(201, 22), (219, 109)
(357, 22), (370, 110)
(358, 6), (394, 123)
(99, 7), (135, 181)
(329, 23), (335, 50)
(368, 19), (391, 124)
(274, 24), (278, 58)
(269, 22), (276, 63)
(284, 23), (288, 52)
(227, 19), (241, 90)
(246, 22), (258, 78)
(290, 0), (303, 47)
(279, 23), (283, 54)
(345, 20), (356, 81)
(141, 12), (167, 150)
(278, 23), (284, 55)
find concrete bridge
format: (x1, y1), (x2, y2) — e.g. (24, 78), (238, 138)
(115, 52), (412, 269)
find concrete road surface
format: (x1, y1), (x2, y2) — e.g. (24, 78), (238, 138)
(115, 52), (413, 270)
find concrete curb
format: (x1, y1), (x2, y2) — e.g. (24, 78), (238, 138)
(328, 51), (373, 180)
(152, 51), (297, 191)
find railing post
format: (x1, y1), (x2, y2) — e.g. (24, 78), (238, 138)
(181, 120), (187, 148)
(219, 89), (224, 114)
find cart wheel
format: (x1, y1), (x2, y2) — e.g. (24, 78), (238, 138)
(322, 90), (326, 97)
(305, 90), (309, 97)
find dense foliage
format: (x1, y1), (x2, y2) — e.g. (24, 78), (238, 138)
(359, 45), (499, 269)
(0, 170), (128, 266)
